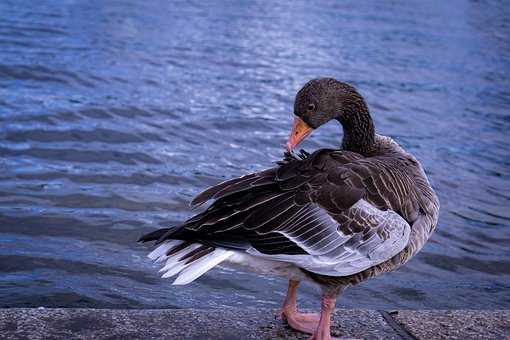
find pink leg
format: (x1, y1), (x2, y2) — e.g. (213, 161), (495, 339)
(278, 280), (320, 334)
(310, 294), (336, 340)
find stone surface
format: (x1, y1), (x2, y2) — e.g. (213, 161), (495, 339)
(393, 310), (510, 340)
(0, 308), (398, 340)
(0, 308), (508, 340)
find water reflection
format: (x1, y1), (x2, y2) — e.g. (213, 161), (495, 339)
(0, 0), (509, 309)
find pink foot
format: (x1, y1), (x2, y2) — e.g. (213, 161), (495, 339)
(278, 308), (320, 334)
(310, 330), (332, 340)
(310, 295), (337, 340)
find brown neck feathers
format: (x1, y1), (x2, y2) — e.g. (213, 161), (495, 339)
(338, 97), (376, 155)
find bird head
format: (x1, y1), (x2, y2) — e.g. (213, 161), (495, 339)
(287, 78), (368, 151)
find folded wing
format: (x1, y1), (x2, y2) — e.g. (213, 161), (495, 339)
(144, 149), (412, 277)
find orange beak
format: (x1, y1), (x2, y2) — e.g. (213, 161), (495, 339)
(286, 117), (313, 151)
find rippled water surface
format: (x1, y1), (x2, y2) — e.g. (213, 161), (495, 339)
(1, 0), (509, 310)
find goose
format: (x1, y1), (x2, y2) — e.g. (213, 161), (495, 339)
(138, 78), (439, 340)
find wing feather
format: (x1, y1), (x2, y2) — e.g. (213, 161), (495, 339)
(143, 147), (420, 277)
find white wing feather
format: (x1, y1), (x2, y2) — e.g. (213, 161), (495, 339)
(247, 199), (410, 276)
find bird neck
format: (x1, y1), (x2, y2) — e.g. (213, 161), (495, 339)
(338, 104), (376, 156)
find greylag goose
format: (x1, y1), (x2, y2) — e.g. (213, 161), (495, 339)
(139, 78), (439, 340)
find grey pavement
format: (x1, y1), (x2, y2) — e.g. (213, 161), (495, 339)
(0, 308), (508, 339)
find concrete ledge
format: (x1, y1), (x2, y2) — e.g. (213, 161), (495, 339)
(0, 308), (508, 339)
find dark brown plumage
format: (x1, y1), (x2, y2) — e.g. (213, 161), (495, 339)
(139, 78), (439, 340)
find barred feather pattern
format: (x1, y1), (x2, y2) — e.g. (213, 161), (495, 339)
(139, 134), (439, 285)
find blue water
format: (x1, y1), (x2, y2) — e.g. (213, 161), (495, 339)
(0, 0), (509, 310)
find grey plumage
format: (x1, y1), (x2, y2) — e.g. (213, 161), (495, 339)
(139, 78), (439, 293)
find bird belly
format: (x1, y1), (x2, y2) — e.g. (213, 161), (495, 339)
(223, 251), (309, 281)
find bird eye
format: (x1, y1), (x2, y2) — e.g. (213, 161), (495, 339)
(307, 103), (315, 111)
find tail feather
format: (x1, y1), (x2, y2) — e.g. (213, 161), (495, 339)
(159, 243), (201, 273)
(147, 240), (180, 260)
(181, 245), (214, 264)
(146, 240), (233, 285)
(162, 261), (189, 278)
(138, 227), (173, 243)
(173, 248), (233, 285)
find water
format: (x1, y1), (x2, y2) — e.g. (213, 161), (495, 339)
(0, 0), (509, 310)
